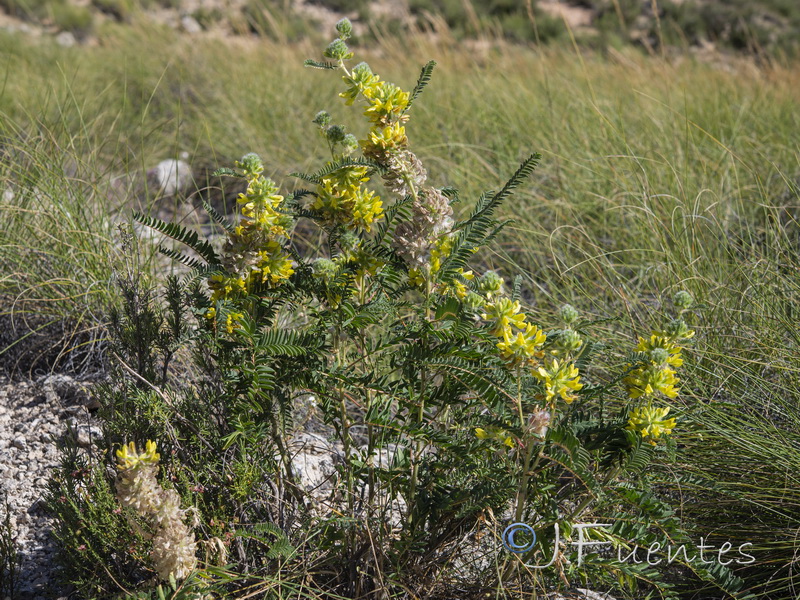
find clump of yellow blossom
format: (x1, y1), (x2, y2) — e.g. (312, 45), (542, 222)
(626, 406), (677, 445)
(313, 165), (384, 232)
(482, 298), (528, 337)
(209, 153), (294, 303)
(474, 425), (515, 449)
(535, 358), (583, 404)
(623, 290), (696, 443)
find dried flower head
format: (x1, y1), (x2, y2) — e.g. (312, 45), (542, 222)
(115, 441), (197, 581)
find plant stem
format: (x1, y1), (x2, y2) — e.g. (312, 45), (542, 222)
(408, 275), (432, 527)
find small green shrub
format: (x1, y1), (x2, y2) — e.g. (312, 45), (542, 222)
(48, 19), (752, 600)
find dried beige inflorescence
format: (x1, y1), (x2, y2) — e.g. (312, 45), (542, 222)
(392, 186), (454, 267)
(381, 149), (428, 198)
(115, 441), (197, 581)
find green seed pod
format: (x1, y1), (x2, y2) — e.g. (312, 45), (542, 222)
(558, 303), (579, 325)
(463, 291), (486, 311)
(663, 318), (692, 340)
(478, 270), (504, 297)
(326, 124), (347, 144)
(313, 257), (337, 281)
(341, 134), (359, 155)
(324, 39), (353, 60)
(338, 231), (360, 254)
(552, 328), (583, 355)
(313, 110), (332, 128)
(352, 62), (372, 77)
(237, 153), (263, 176)
(673, 290), (693, 310)
(336, 18), (353, 40)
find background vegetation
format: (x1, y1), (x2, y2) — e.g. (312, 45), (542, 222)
(1, 1), (800, 597)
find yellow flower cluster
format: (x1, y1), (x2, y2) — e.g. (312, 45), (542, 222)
(313, 165), (384, 232)
(340, 62), (380, 106)
(624, 365), (680, 399)
(482, 298), (548, 370)
(363, 82), (410, 125)
(407, 235), (456, 290)
(429, 235), (453, 274)
(623, 298), (696, 443)
(209, 155), (294, 303)
(623, 334), (686, 399)
(226, 312), (244, 334)
(208, 274), (247, 303)
(115, 441), (197, 581)
(626, 406), (677, 445)
(474, 426), (515, 449)
(480, 291), (584, 403)
(535, 359), (583, 404)
(636, 334), (683, 367)
(498, 324), (547, 365)
(482, 298), (528, 337)
(338, 62), (411, 159)
(439, 268), (474, 299)
(116, 440), (160, 471)
(364, 122), (408, 151)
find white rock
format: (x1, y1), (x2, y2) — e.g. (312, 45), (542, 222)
(55, 31), (76, 47)
(76, 425), (103, 448)
(12, 435), (26, 450)
(549, 590), (616, 600)
(181, 15), (202, 34)
(147, 158), (192, 196)
(288, 432), (342, 495)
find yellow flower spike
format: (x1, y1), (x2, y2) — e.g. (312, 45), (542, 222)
(313, 166), (384, 232)
(351, 188), (384, 232)
(535, 359), (583, 404)
(624, 364), (680, 399)
(225, 312), (245, 334)
(482, 298), (527, 337)
(340, 63), (381, 106)
(496, 323), (547, 366)
(474, 427), (489, 440)
(363, 122), (408, 152)
(205, 307), (216, 320)
(362, 82), (410, 124)
(116, 440), (160, 471)
(626, 406), (677, 445)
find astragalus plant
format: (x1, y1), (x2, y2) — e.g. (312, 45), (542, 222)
(49, 20), (750, 600)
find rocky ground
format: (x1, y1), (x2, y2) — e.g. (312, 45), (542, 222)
(0, 375), (101, 600)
